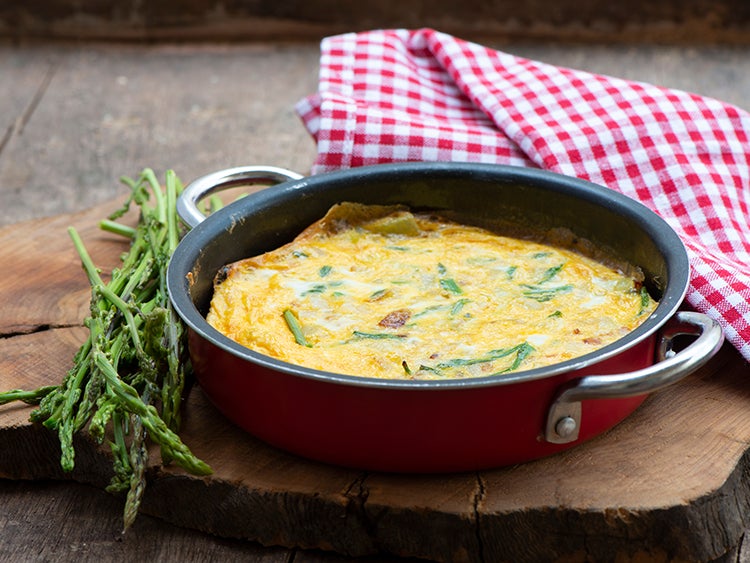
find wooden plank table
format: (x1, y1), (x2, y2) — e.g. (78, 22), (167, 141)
(4, 40), (750, 563)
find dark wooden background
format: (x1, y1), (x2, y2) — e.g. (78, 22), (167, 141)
(3, 0), (750, 44)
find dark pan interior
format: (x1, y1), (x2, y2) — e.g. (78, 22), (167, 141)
(168, 162), (690, 369)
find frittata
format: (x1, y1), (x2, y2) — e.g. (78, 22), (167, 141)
(207, 202), (658, 380)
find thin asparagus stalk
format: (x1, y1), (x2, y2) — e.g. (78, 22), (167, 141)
(0, 386), (57, 405)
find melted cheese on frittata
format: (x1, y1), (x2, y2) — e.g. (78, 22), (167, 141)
(207, 203), (658, 380)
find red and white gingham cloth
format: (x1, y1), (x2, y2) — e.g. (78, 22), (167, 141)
(295, 28), (750, 361)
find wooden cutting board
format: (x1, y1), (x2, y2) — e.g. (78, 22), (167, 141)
(2, 201), (750, 563)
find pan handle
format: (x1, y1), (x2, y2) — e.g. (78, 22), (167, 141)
(544, 310), (724, 444)
(177, 165), (304, 229)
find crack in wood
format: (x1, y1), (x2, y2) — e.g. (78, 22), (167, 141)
(342, 472), (372, 532)
(472, 472), (487, 563)
(0, 322), (81, 339)
(0, 60), (57, 157)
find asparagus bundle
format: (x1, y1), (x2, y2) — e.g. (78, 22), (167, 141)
(0, 169), (211, 529)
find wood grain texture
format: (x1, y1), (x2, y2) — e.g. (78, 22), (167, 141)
(2, 201), (750, 562)
(0, 200), (126, 334)
(0, 43), (319, 228)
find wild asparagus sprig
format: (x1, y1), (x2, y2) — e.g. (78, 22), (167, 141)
(0, 168), (211, 530)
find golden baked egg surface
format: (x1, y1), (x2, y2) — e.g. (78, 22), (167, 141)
(207, 203), (658, 380)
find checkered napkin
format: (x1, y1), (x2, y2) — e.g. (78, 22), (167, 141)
(295, 28), (750, 361)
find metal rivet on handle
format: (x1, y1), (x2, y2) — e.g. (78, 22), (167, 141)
(555, 416), (578, 439)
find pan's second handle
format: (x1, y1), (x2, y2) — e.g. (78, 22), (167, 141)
(177, 165), (304, 229)
(545, 311), (724, 444)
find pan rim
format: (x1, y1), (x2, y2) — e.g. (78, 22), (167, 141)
(167, 162), (690, 391)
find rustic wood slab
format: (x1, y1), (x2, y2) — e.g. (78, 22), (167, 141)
(2, 201), (750, 562)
